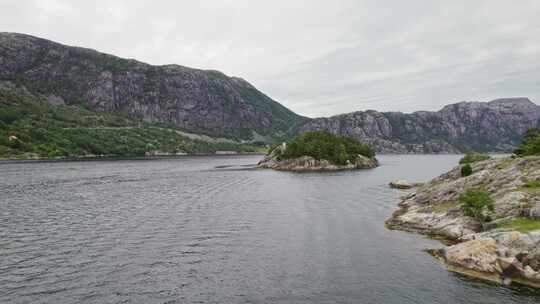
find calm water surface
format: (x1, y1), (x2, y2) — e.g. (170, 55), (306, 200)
(1, 155), (540, 303)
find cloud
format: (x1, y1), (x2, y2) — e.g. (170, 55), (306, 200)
(0, 0), (539, 117)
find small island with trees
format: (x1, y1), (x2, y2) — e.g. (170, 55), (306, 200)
(258, 130), (378, 171)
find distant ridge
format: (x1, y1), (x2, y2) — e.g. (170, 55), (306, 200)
(299, 97), (540, 153)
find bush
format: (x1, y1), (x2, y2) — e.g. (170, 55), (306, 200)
(514, 128), (540, 156)
(459, 152), (490, 164)
(280, 130), (375, 165)
(461, 164), (472, 177)
(459, 188), (494, 223)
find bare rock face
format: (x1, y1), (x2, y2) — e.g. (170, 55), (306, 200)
(299, 99), (540, 153)
(386, 156), (540, 288)
(0, 32), (305, 141)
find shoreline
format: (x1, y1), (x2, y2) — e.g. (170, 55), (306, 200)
(0, 152), (266, 164)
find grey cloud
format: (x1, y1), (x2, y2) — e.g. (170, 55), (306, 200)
(0, 0), (539, 117)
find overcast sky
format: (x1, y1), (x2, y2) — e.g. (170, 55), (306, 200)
(1, 1), (539, 117)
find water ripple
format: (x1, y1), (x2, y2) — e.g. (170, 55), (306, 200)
(1, 155), (540, 303)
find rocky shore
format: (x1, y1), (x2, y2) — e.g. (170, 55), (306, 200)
(257, 146), (378, 172)
(386, 156), (540, 288)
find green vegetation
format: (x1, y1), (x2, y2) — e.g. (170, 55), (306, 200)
(515, 180), (540, 194)
(0, 86), (263, 159)
(514, 127), (540, 156)
(496, 158), (514, 170)
(276, 130), (375, 165)
(498, 217), (540, 233)
(461, 164), (473, 177)
(459, 188), (494, 224)
(523, 180), (540, 189)
(459, 152), (490, 164)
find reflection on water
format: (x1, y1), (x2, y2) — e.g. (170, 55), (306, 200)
(1, 155), (539, 303)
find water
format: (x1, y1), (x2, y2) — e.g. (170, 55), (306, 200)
(1, 155), (539, 304)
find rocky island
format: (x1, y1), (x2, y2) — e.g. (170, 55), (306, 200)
(386, 140), (540, 288)
(258, 130), (378, 171)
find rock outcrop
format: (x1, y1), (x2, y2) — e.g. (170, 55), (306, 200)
(300, 99), (540, 153)
(389, 180), (423, 189)
(386, 156), (540, 288)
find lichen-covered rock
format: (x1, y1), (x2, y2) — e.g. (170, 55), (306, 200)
(442, 238), (500, 273)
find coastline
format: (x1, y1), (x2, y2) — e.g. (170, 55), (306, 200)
(386, 156), (540, 289)
(0, 152), (267, 163)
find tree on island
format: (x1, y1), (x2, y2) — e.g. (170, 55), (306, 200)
(275, 130), (375, 165)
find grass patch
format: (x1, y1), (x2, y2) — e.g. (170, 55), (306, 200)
(417, 202), (458, 213)
(496, 158), (514, 170)
(497, 217), (540, 233)
(515, 180), (540, 194)
(523, 180), (540, 189)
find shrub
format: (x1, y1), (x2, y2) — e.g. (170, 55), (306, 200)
(514, 127), (540, 156)
(459, 188), (494, 223)
(279, 130), (375, 165)
(459, 152), (490, 164)
(461, 164), (472, 177)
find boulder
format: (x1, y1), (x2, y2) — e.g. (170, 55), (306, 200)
(389, 180), (414, 189)
(443, 238), (499, 273)
(523, 248), (540, 271)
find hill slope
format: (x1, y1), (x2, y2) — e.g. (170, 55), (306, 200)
(299, 98), (540, 153)
(0, 32), (305, 142)
(0, 82), (263, 159)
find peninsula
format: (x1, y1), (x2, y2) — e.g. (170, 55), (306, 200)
(386, 131), (540, 288)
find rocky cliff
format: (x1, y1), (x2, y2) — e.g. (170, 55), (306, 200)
(300, 99), (540, 153)
(0, 32), (305, 141)
(386, 156), (540, 287)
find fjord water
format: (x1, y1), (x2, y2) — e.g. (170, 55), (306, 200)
(2, 156), (540, 304)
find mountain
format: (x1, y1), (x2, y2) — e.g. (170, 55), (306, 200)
(1, 32), (538, 155)
(299, 98), (540, 153)
(0, 32), (305, 142)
